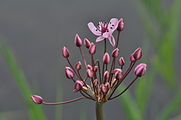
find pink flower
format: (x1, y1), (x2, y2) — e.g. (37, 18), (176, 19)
(88, 18), (119, 46)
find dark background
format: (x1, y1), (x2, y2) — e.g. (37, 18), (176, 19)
(0, 0), (180, 120)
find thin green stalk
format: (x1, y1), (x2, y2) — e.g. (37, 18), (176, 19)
(96, 102), (104, 120)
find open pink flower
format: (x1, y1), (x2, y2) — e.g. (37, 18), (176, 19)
(88, 18), (119, 46)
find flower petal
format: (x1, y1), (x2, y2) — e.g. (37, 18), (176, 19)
(108, 18), (119, 32)
(96, 36), (105, 42)
(88, 22), (101, 36)
(102, 32), (110, 38)
(108, 35), (115, 46)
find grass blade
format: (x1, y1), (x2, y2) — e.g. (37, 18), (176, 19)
(0, 41), (46, 120)
(117, 88), (142, 120)
(156, 91), (181, 120)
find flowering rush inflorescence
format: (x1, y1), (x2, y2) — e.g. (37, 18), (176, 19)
(31, 18), (147, 106)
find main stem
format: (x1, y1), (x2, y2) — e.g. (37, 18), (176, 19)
(96, 102), (104, 120)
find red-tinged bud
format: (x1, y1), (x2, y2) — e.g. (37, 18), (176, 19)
(112, 68), (122, 74)
(115, 71), (123, 80)
(75, 34), (82, 47)
(117, 18), (124, 31)
(134, 63), (147, 77)
(75, 61), (82, 70)
(31, 95), (43, 104)
(105, 82), (111, 89)
(103, 52), (110, 64)
(93, 79), (98, 87)
(100, 84), (108, 93)
(119, 57), (125, 66)
(84, 38), (91, 48)
(130, 48), (142, 62)
(94, 66), (98, 72)
(87, 69), (94, 78)
(62, 47), (70, 58)
(130, 55), (135, 62)
(113, 68), (123, 80)
(65, 67), (74, 79)
(104, 71), (109, 80)
(89, 43), (96, 54)
(112, 48), (119, 58)
(87, 64), (93, 70)
(74, 80), (84, 92)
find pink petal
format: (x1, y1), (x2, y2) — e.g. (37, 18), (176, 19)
(96, 36), (105, 42)
(108, 18), (119, 32)
(88, 22), (101, 36)
(108, 35), (115, 46)
(102, 32), (110, 38)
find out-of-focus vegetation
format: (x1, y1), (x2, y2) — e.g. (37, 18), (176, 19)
(0, 41), (47, 120)
(118, 0), (181, 120)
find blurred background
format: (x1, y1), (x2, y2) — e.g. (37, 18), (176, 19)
(0, 0), (181, 120)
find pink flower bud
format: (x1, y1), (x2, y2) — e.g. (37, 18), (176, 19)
(84, 38), (91, 48)
(130, 55), (135, 62)
(74, 80), (84, 92)
(103, 52), (110, 64)
(100, 84), (108, 93)
(115, 71), (123, 80)
(87, 69), (94, 78)
(112, 48), (119, 58)
(65, 67), (74, 79)
(31, 95), (43, 104)
(75, 61), (82, 70)
(93, 66), (98, 72)
(117, 18), (124, 31)
(112, 68), (122, 74)
(75, 34), (82, 47)
(89, 43), (96, 55)
(93, 79), (98, 87)
(113, 68), (123, 80)
(119, 57), (125, 66)
(86, 64), (93, 70)
(105, 82), (111, 89)
(130, 48), (142, 62)
(104, 71), (109, 80)
(62, 47), (70, 58)
(134, 63), (147, 77)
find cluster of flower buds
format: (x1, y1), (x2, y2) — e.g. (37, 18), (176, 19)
(31, 18), (147, 105)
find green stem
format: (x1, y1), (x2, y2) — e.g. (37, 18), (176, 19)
(96, 102), (104, 120)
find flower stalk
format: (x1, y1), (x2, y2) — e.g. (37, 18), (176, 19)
(96, 102), (104, 120)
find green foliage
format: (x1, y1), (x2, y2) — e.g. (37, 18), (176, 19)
(0, 41), (46, 120)
(171, 114), (181, 120)
(118, 87), (142, 120)
(0, 114), (6, 120)
(118, 0), (181, 119)
(156, 91), (181, 120)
